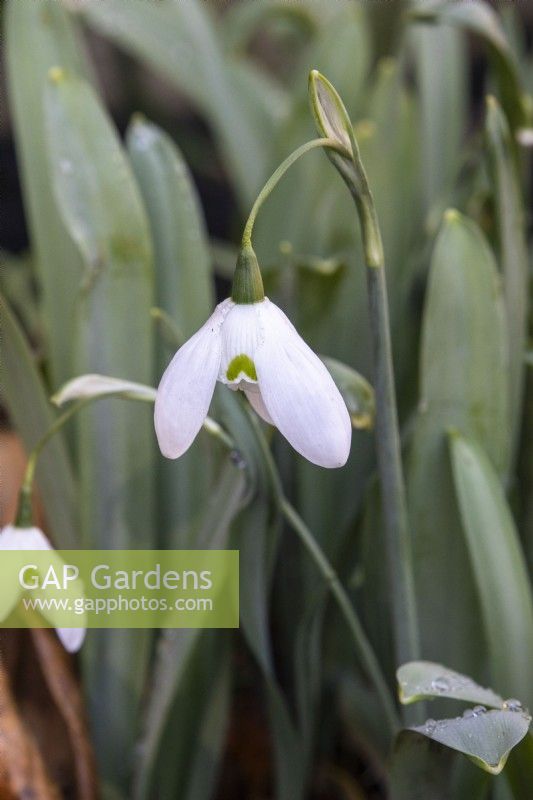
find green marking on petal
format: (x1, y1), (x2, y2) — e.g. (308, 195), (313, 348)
(226, 354), (257, 382)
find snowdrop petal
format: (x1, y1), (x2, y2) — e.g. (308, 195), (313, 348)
(0, 526), (86, 652)
(155, 302), (229, 458)
(244, 386), (274, 425)
(255, 301), (351, 468)
(0, 525), (52, 551)
(57, 627), (86, 653)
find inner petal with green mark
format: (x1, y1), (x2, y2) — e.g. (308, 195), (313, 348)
(226, 353), (257, 382)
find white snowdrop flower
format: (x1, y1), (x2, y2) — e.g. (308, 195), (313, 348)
(0, 525), (85, 653)
(155, 247), (351, 468)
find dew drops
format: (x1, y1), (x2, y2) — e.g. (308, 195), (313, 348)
(431, 676), (450, 693)
(424, 718), (437, 734)
(472, 705), (487, 716)
(463, 708), (476, 718)
(230, 449), (247, 470)
(503, 698), (523, 712)
(131, 124), (157, 151)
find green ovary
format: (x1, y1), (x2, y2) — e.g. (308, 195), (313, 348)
(226, 354), (257, 382)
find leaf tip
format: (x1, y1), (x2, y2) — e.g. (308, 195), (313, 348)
(48, 66), (66, 85)
(443, 208), (461, 225)
(447, 426), (462, 442)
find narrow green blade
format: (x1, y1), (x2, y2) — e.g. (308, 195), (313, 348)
(410, 0), (526, 130)
(397, 662), (503, 708)
(81, 0), (268, 207)
(450, 433), (533, 708)
(127, 116), (215, 548)
(407, 211), (509, 678)
(43, 70), (155, 793)
(410, 709), (531, 776)
(485, 96), (529, 456)
(410, 18), (466, 211)
(133, 462), (245, 800)
(5, 0), (92, 386)
(0, 293), (77, 548)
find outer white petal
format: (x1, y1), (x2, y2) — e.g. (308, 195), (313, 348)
(154, 302), (230, 458)
(0, 525), (52, 550)
(255, 301), (351, 468)
(244, 387), (274, 425)
(57, 627), (86, 653)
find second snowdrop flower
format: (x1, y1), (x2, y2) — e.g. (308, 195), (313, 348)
(155, 246), (351, 468)
(0, 525), (85, 653)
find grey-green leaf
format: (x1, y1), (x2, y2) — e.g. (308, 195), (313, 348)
(410, 709), (531, 775)
(127, 116), (217, 548)
(0, 292), (78, 548)
(5, 0), (92, 386)
(52, 374), (157, 406)
(397, 661), (503, 708)
(43, 67), (155, 792)
(407, 210), (509, 679)
(410, 0), (526, 130)
(81, 0), (267, 207)
(449, 432), (533, 708)
(322, 357), (375, 429)
(485, 95), (529, 454)
(127, 116), (213, 340)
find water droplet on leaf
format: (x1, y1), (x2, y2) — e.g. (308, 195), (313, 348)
(424, 718), (437, 734)
(503, 698), (523, 712)
(230, 449), (247, 470)
(431, 676), (450, 693)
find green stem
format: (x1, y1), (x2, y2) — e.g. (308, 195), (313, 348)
(309, 73), (420, 674)
(241, 137), (349, 249)
(364, 256), (420, 668)
(281, 498), (399, 735)
(15, 398), (93, 527)
(344, 173), (420, 670)
(14, 386), (232, 528)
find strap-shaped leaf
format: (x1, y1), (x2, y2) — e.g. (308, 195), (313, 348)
(5, 0), (92, 386)
(127, 116), (215, 548)
(0, 293), (77, 548)
(449, 432), (533, 708)
(410, 709), (531, 775)
(81, 0), (268, 207)
(410, 0), (526, 130)
(407, 211), (509, 678)
(397, 661), (503, 708)
(322, 357), (375, 430)
(127, 117), (213, 341)
(52, 375), (157, 406)
(485, 95), (529, 454)
(44, 68), (155, 792)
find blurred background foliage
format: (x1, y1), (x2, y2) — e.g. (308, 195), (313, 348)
(1, 1), (533, 798)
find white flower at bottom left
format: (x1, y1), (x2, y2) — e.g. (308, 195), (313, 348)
(0, 524), (85, 653)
